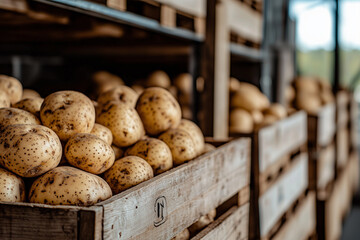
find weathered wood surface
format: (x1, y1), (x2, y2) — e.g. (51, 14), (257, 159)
(99, 138), (250, 239)
(192, 203), (249, 240)
(258, 152), (308, 237)
(336, 128), (349, 169)
(336, 91), (349, 129)
(272, 192), (316, 240)
(317, 144), (335, 190)
(258, 111), (307, 173)
(313, 104), (336, 147)
(350, 96), (358, 149)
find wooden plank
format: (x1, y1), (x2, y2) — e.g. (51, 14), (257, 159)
(317, 144), (335, 190)
(79, 207), (103, 240)
(150, 0), (206, 17)
(258, 111), (307, 173)
(336, 128), (349, 169)
(258, 152), (308, 237)
(0, 0), (28, 12)
(273, 192), (316, 240)
(325, 181), (342, 240)
(350, 96), (358, 149)
(107, 0), (126, 11)
(317, 104), (336, 147)
(226, 0), (263, 44)
(0, 202), (94, 240)
(160, 4), (176, 28)
(349, 151), (359, 194)
(192, 203), (249, 240)
(336, 91), (349, 129)
(99, 138), (250, 239)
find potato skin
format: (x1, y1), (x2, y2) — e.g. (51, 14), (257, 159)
(146, 70), (171, 88)
(158, 129), (197, 165)
(177, 119), (205, 156)
(65, 133), (115, 175)
(171, 229), (190, 240)
(202, 143), (216, 154)
(104, 156), (153, 194)
(136, 87), (181, 135)
(0, 108), (40, 130)
(112, 145), (124, 159)
(97, 85), (138, 108)
(188, 209), (216, 234)
(90, 123), (113, 145)
(13, 97), (44, 117)
(125, 138), (173, 175)
(0, 167), (26, 202)
(22, 89), (41, 99)
(40, 91), (95, 141)
(29, 166), (112, 206)
(0, 91), (10, 108)
(97, 102), (145, 147)
(0, 124), (62, 177)
(0, 75), (23, 104)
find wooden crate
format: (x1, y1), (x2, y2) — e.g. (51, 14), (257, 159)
(348, 151), (359, 195)
(350, 95), (358, 151)
(336, 127), (349, 170)
(336, 91), (350, 130)
(91, 0), (206, 35)
(0, 138), (250, 240)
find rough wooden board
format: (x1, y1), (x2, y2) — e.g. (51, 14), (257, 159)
(79, 206), (103, 240)
(350, 97), (358, 149)
(317, 104), (336, 147)
(192, 203), (249, 240)
(226, 0), (262, 43)
(336, 91), (349, 129)
(151, 0), (206, 17)
(0, 0), (28, 12)
(99, 138), (250, 239)
(326, 181), (342, 240)
(273, 192), (316, 240)
(258, 111), (307, 173)
(0, 202), (95, 240)
(318, 144), (335, 190)
(349, 151), (360, 193)
(336, 128), (349, 169)
(258, 153), (308, 237)
(107, 0), (126, 11)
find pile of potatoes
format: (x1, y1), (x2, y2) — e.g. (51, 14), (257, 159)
(0, 73), (209, 207)
(229, 78), (288, 134)
(287, 76), (334, 114)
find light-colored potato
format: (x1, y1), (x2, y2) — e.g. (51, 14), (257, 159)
(136, 87), (181, 135)
(158, 129), (197, 165)
(295, 92), (322, 114)
(255, 114), (278, 129)
(169, 86), (178, 98)
(0, 90), (10, 108)
(229, 77), (241, 93)
(131, 84), (144, 95)
(146, 70), (171, 88)
(13, 97), (44, 117)
(0, 108), (40, 130)
(202, 143), (216, 154)
(285, 85), (295, 104)
(97, 102), (145, 147)
(294, 77), (319, 95)
(90, 123), (113, 145)
(188, 209), (216, 234)
(171, 229), (190, 240)
(22, 89), (41, 99)
(0, 75), (23, 104)
(174, 73), (192, 93)
(287, 107), (297, 115)
(229, 108), (253, 134)
(93, 71), (124, 86)
(125, 138), (172, 175)
(251, 110), (264, 124)
(40, 91), (95, 141)
(29, 166), (112, 206)
(0, 167), (26, 202)
(97, 85), (138, 108)
(112, 145), (124, 159)
(104, 156), (153, 194)
(0, 124), (62, 177)
(177, 119), (205, 156)
(65, 133), (115, 175)
(263, 103), (287, 120)
(231, 88), (269, 111)
(320, 90), (334, 104)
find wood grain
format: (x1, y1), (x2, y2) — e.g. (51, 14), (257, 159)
(317, 143), (335, 190)
(336, 128), (349, 169)
(336, 91), (349, 129)
(317, 104), (336, 147)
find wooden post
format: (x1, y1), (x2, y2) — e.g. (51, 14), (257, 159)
(202, 0), (230, 138)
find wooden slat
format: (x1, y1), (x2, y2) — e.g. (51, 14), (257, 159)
(258, 111), (307, 173)
(0, 0), (28, 12)
(273, 192), (316, 240)
(350, 96), (358, 149)
(325, 182), (342, 240)
(317, 144), (335, 190)
(349, 151), (360, 194)
(336, 91), (349, 129)
(99, 138), (250, 239)
(151, 0), (206, 17)
(336, 128), (349, 169)
(317, 104), (336, 147)
(192, 203), (249, 240)
(79, 207), (103, 240)
(258, 153), (308, 237)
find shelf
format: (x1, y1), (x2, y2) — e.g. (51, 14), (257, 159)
(34, 0), (203, 43)
(230, 43), (263, 62)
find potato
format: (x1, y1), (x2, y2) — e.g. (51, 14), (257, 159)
(112, 145), (124, 159)
(169, 86), (178, 98)
(104, 156), (153, 194)
(263, 103), (287, 120)
(203, 143), (216, 154)
(97, 85), (138, 108)
(285, 86), (295, 104)
(65, 133), (115, 174)
(171, 229), (190, 240)
(0, 167), (26, 202)
(229, 108), (253, 134)
(0, 124), (62, 177)
(294, 77), (319, 95)
(295, 93), (322, 114)
(22, 89), (41, 99)
(132, 84), (144, 95)
(320, 90), (334, 104)
(188, 209), (216, 234)
(13, 97), (44, 117)
(90, 123), (113, 145)
(0, 108), (40, 130)
(255, 114), (278, 129)
(0, 75), (23, 104)
(177, 119), (205, 156)
(125, 138), (172, 175)
(146, 70), (171, 88)
(40, 91), (95, 141)
(231, 88), (269, 111)
(29, 166), (112, 206)
(181, 106), (192, 120)
(97, 102), (145, 147)
(136, 87), (181, 135)
(93, 71), (124, 95)
(251, 110), (264, 124)
(159, 129), (197, 165)
(0, 90), (10, 108)
(229, 77), (241, 93)
(174, 73), (192, 93)
(178, 93), (191, 106)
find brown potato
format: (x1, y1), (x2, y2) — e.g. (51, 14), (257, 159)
(125, 138), (173, 175)
(231, 88), (269, 111)
(0, 75), (23, 104)
(171, 229), (190, 240)
(112, 145), (124, 159)
(188, 209), (216, 234)
(174, 73), (192, 93)
(0, 90), (10, 108)
(90, 123), (113, 145)
(202, 143), (216, 154)
(0, 108), (40, 130)
(0, 167), (26, 202)
(13, 97), (44, 117)
(295, 92), (322, 114)
(251, 110), (264, 124)
(177, 119), (205, 156)
(146, 70), (171, 88)
(29, 166), (112, 206)
(229, 108), (253, 134)
(104, 156), (153, 194)
(263, 103), (287, 120)
(97, 85), (138, 108)
(22, 89), (41, 99)
(229, 77), (241, 93)
(40, 91), (95, 141)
